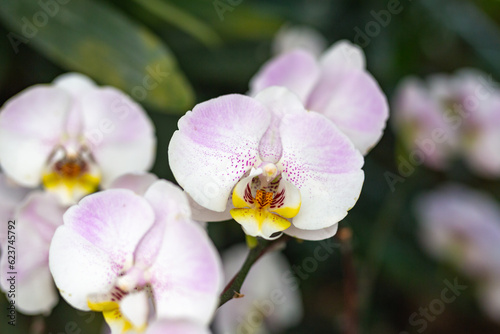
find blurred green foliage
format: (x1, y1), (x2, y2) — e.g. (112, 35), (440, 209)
(1, 0), (500, 333)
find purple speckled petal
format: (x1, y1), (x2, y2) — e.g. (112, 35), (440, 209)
(306, 68), (388, 155)
(254, 87), (306, 162)
(0, 86), (70, 187)
(146, 320), (210, 334)
(249, 50), (320, 102)
(278, 112), (364, 230)
(149, 218), (223, 325)
(168, 94), (271, 212)
(49, 189), (155, 310)
(0, 192), (63, 314)
(80, 87), (156, 187)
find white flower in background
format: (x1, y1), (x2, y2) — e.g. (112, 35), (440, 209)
(49, 178), (223, 334)
(392, 69), (500, 177)
(0, 190), (65, 315)
(272, 25), (327, 57)
(214, 244), (303, 334)
(416, 184), (500, 322)
(0, 73), (156, 205)
(168, 89), (364, 241)
(250, 40), (389, 155)
(0, 173), (30, 245)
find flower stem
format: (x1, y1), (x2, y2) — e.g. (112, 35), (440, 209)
(338, 227), (359, 334)
(218, 235), (290, 307)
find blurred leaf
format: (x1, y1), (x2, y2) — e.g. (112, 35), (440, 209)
(130, 0), (221, 47)
(0, 0), (194, 113)
(167, 0), (284, 40)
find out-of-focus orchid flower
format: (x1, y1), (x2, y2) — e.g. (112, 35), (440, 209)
(272, 25), (327, 57)
(214, 244), (303, 334)
(0, 73), (156, 205)
(416, 184), (500, 321)
(49, 179), (223, 334)
(250, 40), (389, 155)
(392, 69), (500, 177)
(0, 191), (65, 315)
(168, 88), (364, 240)
(146, 320), (211, 334)
(0, 173), (30, 245)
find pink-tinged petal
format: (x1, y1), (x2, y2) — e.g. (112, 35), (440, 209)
(278, 112), (364, 230)
(146, 320), (210, 334)
(249, 50), (320, 102)
(272, 25), (326, 57)
(63, 189), (155, 267)
(168, 94), (271, 212)
(254, 87), (307, 162)
(149, 219), (223, 325)
(50, 189), (155, 309)
(285, 223), (339, 241)
(306, 69), (388, 155)
(108, 172), (158, 195)
(133, 180), (192, 268)
(53, 72), (97, 98)
(319, 40), (365, 71)
(1, 192), (63, 314)
(391, 77), (458, 169)
(0, 86), (70, 186)
(80, 87), (156, 187)
(15, 266), (58, 315)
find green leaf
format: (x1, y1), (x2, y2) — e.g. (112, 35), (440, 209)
(130, 0), (221, 47)
(0, 0), (194, 113)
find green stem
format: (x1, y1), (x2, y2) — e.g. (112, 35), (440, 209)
(219, 236), (289, 307)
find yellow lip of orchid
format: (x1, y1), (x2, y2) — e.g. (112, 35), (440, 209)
(230, 166), (301, 239)
(42, 146), (101, 205)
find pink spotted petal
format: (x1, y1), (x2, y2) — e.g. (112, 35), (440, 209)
(278, 112), (364, 230)
(168, 94), (271, 212)
(49, 189), (155, 310)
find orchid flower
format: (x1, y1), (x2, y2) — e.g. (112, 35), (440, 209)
(392, 69), (500, 177)
(249, 40), (389, 155)
(214, 244), (303, 334)
(49, 178), (223, 334)
(168, 88), (364, 240)
(0, 73), (156, 205)
(0, 190), (65, 315)
(416, 184), (500, 322)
